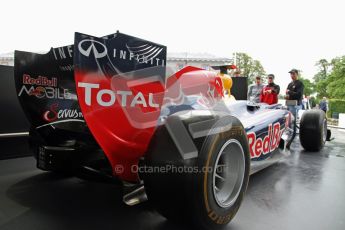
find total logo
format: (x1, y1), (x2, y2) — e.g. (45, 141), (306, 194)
(43, 103), (83, 122)
(78, 82), (159, 108)
(247, 122), (284, 159)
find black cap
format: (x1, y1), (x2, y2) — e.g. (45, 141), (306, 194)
(268, 74), (275, 79)
(288, 69), (299, 74)
(212, 65), (237, 74)
(211, 65), (237, 71)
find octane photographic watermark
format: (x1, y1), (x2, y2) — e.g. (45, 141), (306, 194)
(132, 164), (224, 174)
(114, 164), (124, 174)
(114, 164), (226, 174)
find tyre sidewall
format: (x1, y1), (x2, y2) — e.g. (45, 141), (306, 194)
(192, 117), (250, 229)
(300, 110), (326, 151)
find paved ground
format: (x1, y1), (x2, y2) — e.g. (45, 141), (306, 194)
(0, 128), (345, 230)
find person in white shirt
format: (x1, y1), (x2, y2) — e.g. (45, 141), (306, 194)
(247, 76), (264, 103)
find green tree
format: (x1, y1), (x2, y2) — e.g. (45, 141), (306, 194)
(314, 56), (345, 99)
(299, 76), (316, 96)
(326, 56), (345, 99)
(314, 59), (330, 98)
(314, 59), (329, 82)
(315, 79), (329, 98)
(233, 52), (266, 83)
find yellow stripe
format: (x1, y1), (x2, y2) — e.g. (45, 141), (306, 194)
(203, 135), (219, 212)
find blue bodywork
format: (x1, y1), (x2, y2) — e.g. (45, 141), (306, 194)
(165, 98), (292, 174)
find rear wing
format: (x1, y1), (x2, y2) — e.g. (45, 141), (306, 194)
(15, 31), (167, 129)
(14, 46), (83, 132)
(14, 31), (119, 132)
(14, 31), (167, 150)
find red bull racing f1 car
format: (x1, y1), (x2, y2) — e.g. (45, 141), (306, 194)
(14, 31), (330, 230)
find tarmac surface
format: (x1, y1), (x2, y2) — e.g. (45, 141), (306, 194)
(0, 128), (345, 230)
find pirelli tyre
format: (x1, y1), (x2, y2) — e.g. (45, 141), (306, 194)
(300, 109), (327, 151)
(143, 114), (250, 230)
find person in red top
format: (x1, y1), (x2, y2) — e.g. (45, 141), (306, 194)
(260, 74), (280, 105)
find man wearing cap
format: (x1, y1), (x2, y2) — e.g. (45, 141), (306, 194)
(285, 69), (304, 116)
(247, 76), (264, 103)
(233, 71), (242, 77)
(260, 74), (280, 105)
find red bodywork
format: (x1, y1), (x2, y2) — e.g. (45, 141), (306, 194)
(75, 66), (223, 181)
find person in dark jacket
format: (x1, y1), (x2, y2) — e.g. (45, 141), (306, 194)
(319, 97), (329, 114)
(285, 69), (304, 117)
(260, 74), (280, 105)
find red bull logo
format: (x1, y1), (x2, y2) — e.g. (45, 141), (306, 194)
(18, 74), (71, 99)
(247, 122), (284, 159)
(23, 74), (57, 87)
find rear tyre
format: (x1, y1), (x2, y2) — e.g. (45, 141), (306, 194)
(300, 110), (327, 151)
(143, 115), (250, 230)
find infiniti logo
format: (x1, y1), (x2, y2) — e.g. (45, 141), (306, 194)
(78, 39), (107, 58)
(126, 43), (163, 62)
